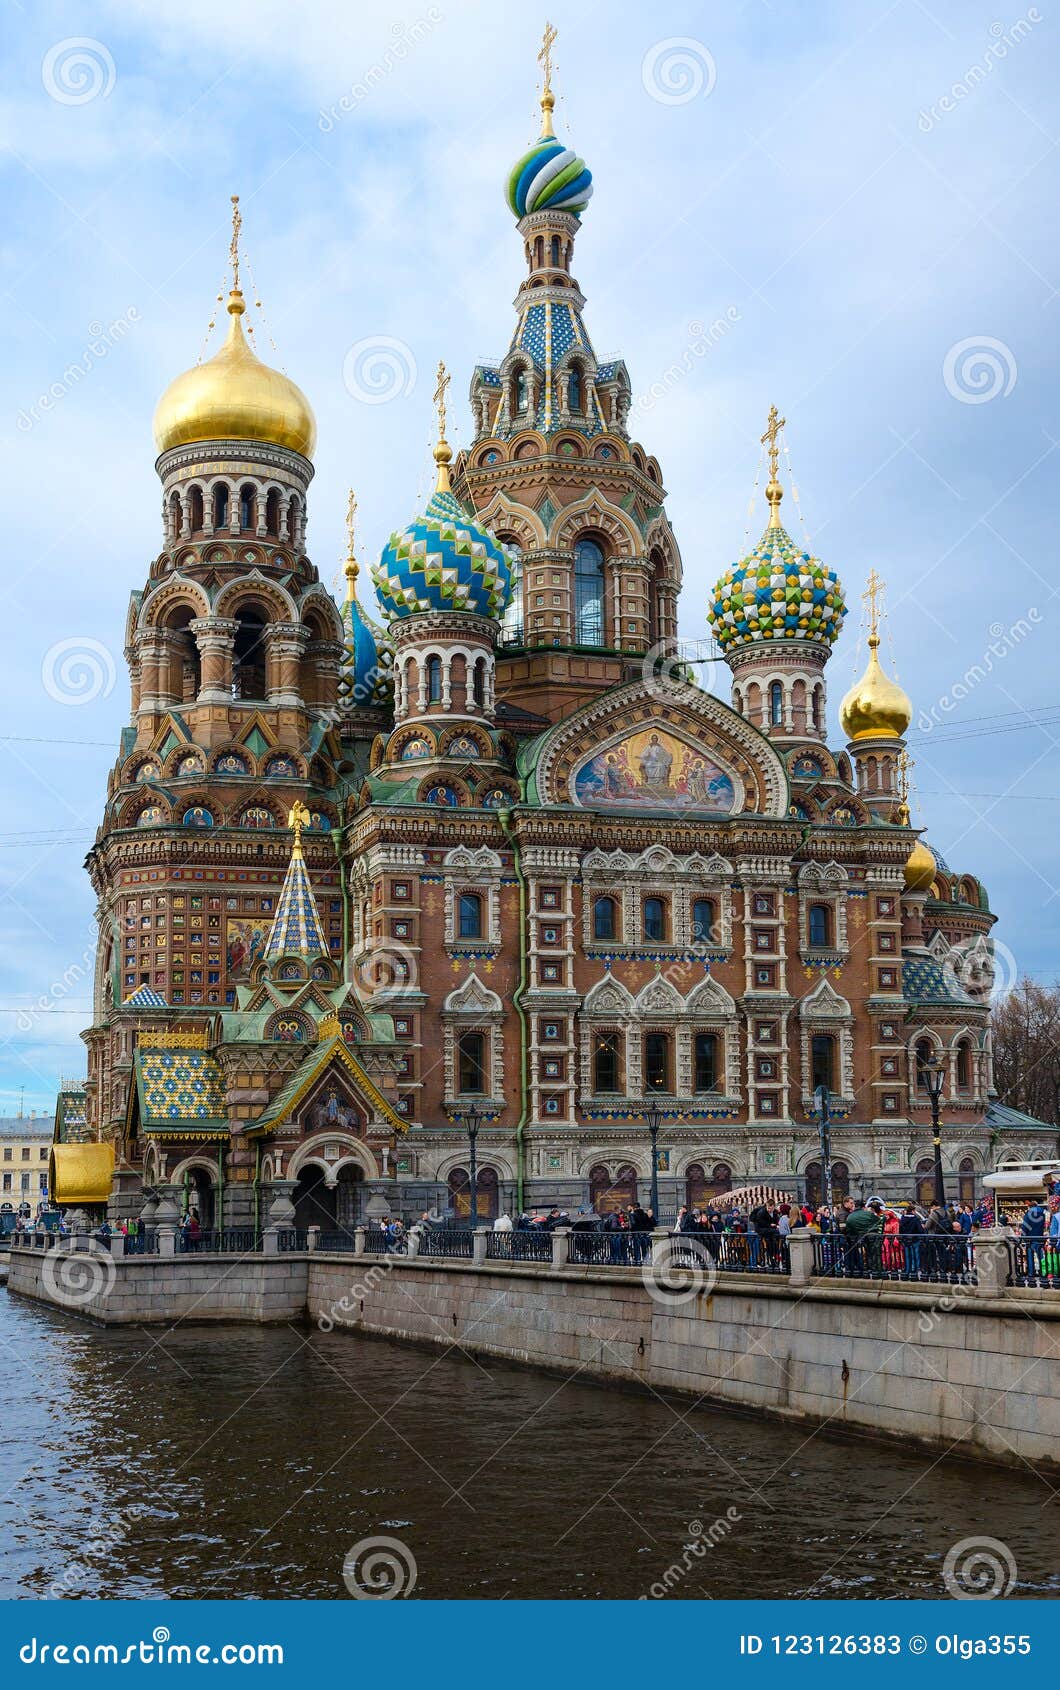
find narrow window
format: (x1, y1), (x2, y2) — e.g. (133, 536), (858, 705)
(808, 903), (832, 947)
(692, 898), (716, 944)
(811, 1034), (835, 1092)
(213, 484), (229, 528)
(458, 892), (483, 940)
(644, 1032), (671, 1092)
(594, 1033), (620, 1093)
(573, 538), (605, 647)
(593, 896), (617, 942)
(643, 897), (666, 942)
(457, 1032), (486, 1094)
(426, 655), (442, 703)
(769, 680), (784, 726)
(694, 1033), (718, 1093)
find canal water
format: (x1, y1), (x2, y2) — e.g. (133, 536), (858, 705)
(2, 1290), (1058, 1601)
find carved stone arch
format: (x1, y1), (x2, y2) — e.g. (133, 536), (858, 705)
(632, 844), (679, 875)
(553, 493), (642, 552)
(213, 570), (299, 622)
(138, 576), (212, 632)
(581, 976), (635, 1016)
(435, 1146), (516, 1183)
(169, 1152), (222, 1186)
(634, 975), (684, 1016)
(798, 978), (853, 1020)
(798, 860), (848, 888)
(289, 1135), (378, 1183)
(582, 848), (635, 876)
(443, 973), (505, 1016)
(684, 974), (738, 1017)
(643, 513), (683, 586)
(552, 342), (598, 382)
(685, 851), (734, 881)
(443, 845), (502, 872)
(297, 586), (345, 642)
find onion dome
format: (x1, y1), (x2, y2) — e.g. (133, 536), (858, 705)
(154, 287), (316, 458)
(709, 407), (845, 652)
(839, 633), (913, 741)
(904, 838), (937, 893)
(709, 522), (845, 652)
(371, 361), (513, 620)
(506, 28), (592, 218)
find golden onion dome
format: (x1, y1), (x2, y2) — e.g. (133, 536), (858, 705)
(839, 634), (913, 741)
(904, 838), (937, 893)
(153, 289), (316, 459)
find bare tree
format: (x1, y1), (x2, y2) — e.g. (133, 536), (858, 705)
(991, 978), (1060, 1125)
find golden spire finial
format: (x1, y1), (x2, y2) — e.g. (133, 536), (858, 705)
(896, 746), (912, 825)
(538, 20), (558, 138)
(432, 359), (453, 493)
(343, 489), (359, 600)
(761, 403), (786, 529)
(287, 799), (310, 853)
(863, 567), (884, 648)
(227, 194), (244, 314)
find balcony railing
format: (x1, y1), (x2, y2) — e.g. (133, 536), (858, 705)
(485, 1230), (553, 1263)
(811, 1234), (976, 1285)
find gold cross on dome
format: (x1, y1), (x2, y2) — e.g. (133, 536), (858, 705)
(539, 21), (557, 94)
(433, 359), (451, 441)
(344, 490), (359, 594)
(760, 403), (785, 481)
(229, 194), (242, 291)
(863, 568), (884, 640)
(288, 799), (310, 848)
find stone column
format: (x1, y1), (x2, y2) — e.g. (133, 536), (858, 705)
(472, 1227), (489, 1265)
(306, 1225), (321, 1253)
(264, 623), (309, 707)
(135, 633), (168, 714)
(305, 640), (344, 713)
(191, 617), (238, 704)
(154, 1190), (180, 1258)
(550, 1225), (570, 1270)
(972, 1229), (1012, 1298)
(787, 1231), (815, 1287)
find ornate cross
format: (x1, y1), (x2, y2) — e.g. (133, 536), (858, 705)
(539, 21), (557, 96)
(229, 194), (242, 291)
(344, 488), (359, 592)
(433, 359), (451, 442)
(288, 799), (310, 848)
(760, 403), (785, 482)
(863, 567), (884, 639)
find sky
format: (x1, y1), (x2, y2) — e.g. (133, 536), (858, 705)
(1, 0), (1057, 1110)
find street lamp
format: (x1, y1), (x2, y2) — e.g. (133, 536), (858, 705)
(814, 1083), (834, 1221)
(460, 1103), (483, 1228)
(918, 1052), (946, 1207)
(643, 1097), (664, 1223)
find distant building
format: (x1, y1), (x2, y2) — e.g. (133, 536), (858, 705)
(0, 1114), (52, 1209)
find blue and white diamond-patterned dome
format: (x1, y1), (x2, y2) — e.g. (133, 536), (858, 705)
(371, 485), (514, 621)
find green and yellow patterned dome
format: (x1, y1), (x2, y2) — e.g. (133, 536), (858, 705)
(709, 516), (846, 651)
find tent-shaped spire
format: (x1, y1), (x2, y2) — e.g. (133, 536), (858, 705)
(263, 801), (327, 967)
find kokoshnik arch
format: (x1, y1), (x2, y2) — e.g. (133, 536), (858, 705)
(56, 34), (1052, 1230)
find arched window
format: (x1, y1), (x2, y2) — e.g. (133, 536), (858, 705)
(644, 1032), (672, 1092)
(694, 1033), (718, 1093)
(914, 1039), (934, 1085)
(811, 1033), (835, 1092)
(265, 489), (280, 535)
(458, 892), (483, 940)
(958, 1156), (976, 1205)
(515, 369), (529, 412)
(692, 897), (716, 944)
(956, 1041), (972, 1091)
(574, 537), (605, 647)
(769, 680), (784, 726)
(449, 1164), (499, 1222)
(591, 1163), (637, 1214)
(808, 903), (832, 948)
(426, 655), (442, 703)
(472, 659), (486, 709)
(593, 1033), (621, 1094)
(499, 542), (523, 645)
(188, 487), (204, 532)
(457, 1032), (486, 1094)
(238, 484), (255, 531)
(568, 367), (582, 412)
(213, 483), (229, 529)
(915, 1157), (935, 1206)
(550, 234), (560, 266)
(643, 897), (666, 942)
(232, 607), (268, 700)
(593, 896), (617, 941)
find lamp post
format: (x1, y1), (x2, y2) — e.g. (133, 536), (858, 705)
(461, 1103), (483, 1229)
(644, 1097), (663, 1223)
(814, 1083), (834, 1221)
(918, 1053), (946, 1207)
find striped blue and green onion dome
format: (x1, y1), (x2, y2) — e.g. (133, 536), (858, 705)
(708, 521), (846, 652)
(372, 486), (513, 620)
(507, 132), (593, 219)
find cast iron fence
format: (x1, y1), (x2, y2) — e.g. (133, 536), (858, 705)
(811, 1233), (976, 1284)
(485, 1230), (554, 1263)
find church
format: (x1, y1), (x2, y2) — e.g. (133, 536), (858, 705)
(59, 38), (1052, 1232)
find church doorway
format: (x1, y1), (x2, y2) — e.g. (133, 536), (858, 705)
(915, 1158), (935, 1206)
(292, 1164), (336, 1232)
(590, 1163), (637, 1214)
(804, 1161), (851, 1209)
(448, 1165), (499, 1223)
(336, 1165), (365, 1232)
(183, 1166), (215, 1230)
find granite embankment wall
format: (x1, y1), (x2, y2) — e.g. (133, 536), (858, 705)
(9, 1240), (1060, 1474)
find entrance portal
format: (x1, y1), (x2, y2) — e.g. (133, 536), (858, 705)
(292, 1165), (337, 1232)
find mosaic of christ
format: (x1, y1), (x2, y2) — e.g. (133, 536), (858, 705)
(573, 728), (738, 813)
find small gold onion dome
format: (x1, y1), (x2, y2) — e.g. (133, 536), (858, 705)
(904, 838), (937, 893)
(153, 288), (316, 458)
(839, 634), (913, 741)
